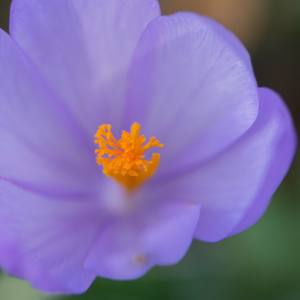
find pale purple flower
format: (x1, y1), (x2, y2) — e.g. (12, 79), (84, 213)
(0, 0), (296, 294)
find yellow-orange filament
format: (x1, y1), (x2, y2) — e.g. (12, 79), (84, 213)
(94, 123), (163, 189)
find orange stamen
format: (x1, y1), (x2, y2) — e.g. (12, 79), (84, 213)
(94, 123), (163, 190)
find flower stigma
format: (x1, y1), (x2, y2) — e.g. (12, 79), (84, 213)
(95, 123), (164, 190)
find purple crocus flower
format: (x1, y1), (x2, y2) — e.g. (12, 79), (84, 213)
(0, 0), (296, 294)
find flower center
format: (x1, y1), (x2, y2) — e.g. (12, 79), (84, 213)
(94, 123), (163, 190)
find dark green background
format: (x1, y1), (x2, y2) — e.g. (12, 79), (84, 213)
(0, 1), (300, 299)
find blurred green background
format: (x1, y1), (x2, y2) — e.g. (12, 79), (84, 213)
(1, 0), (300, 299)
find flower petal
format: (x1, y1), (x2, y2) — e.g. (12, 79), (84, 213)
(125, 12), (259, 175)
(10, 0), (161, 135)
(228, 88), (297, 237)
(0, 29), (98, 194)
(0, 180), (102, 294)
(84, 202), (201, 279)
(142, 87), (296, 242)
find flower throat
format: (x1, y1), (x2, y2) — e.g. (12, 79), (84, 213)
(94, 123), (163, 190)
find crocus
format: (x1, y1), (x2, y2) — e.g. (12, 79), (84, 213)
(0, 0), (296, 295)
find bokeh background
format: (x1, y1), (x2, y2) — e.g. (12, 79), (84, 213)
(1, 0), (300, 299)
